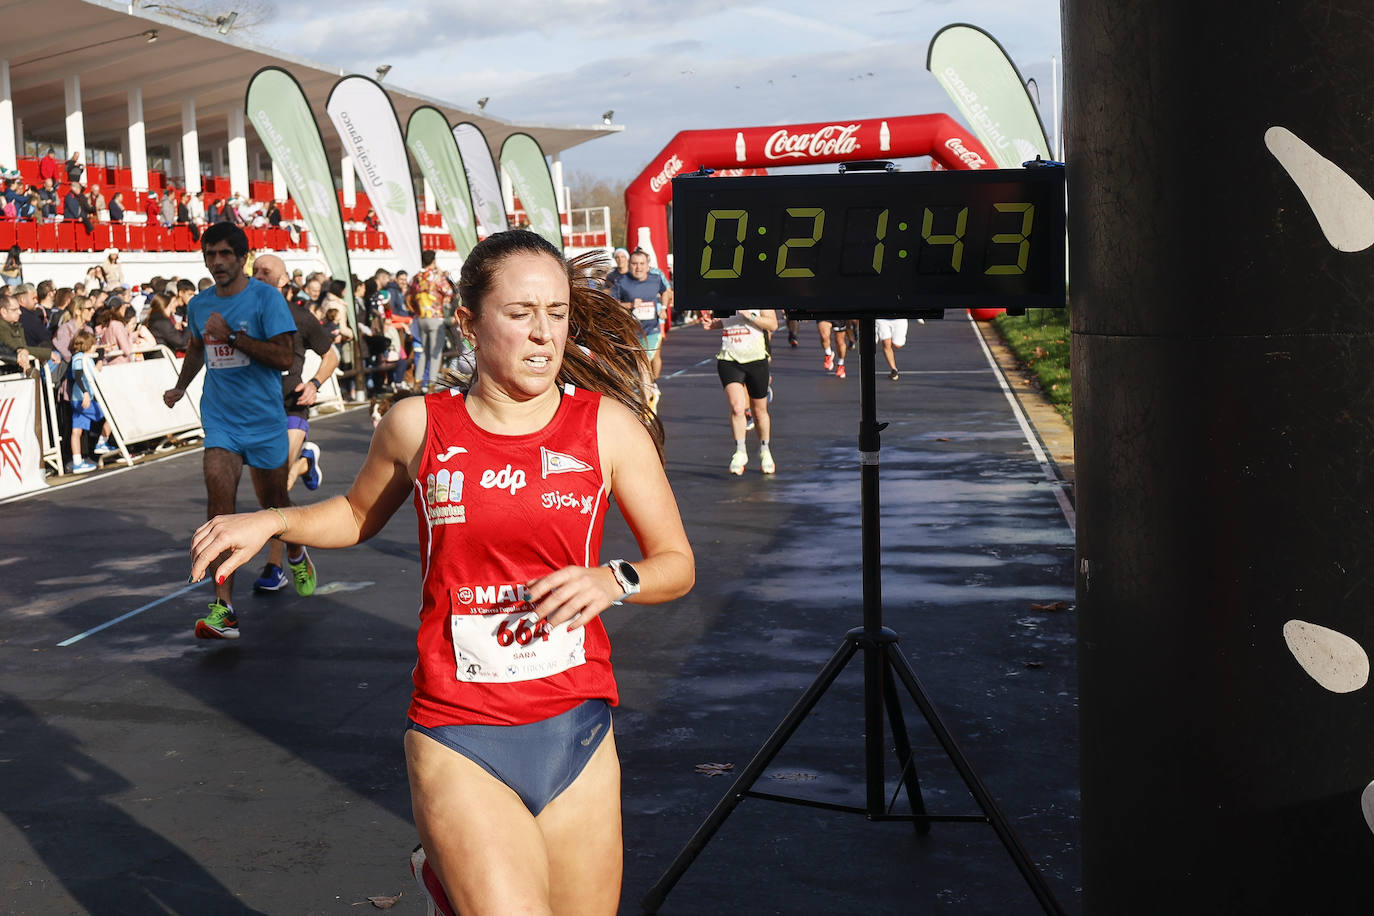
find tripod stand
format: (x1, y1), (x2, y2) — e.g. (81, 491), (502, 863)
(642, 319), (1065, 915)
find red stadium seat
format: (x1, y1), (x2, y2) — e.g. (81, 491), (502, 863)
(27, 223), (47, 251)
(172, 225), (192, 251)
(0, 223), (15, 251)
(18, 158), (39, 184)
(93, 225), (112, 250)
(125, 224), (145, 250)
(74, 222), (96, 251)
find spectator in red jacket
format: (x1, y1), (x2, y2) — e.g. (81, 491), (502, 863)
(37, 148), (62, 185)
(144, 191), (161, 226)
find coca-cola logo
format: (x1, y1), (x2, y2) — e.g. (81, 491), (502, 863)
(943, 137), (988, 169)
(649, 154), (684, 192)
(764, 124), (861, 161)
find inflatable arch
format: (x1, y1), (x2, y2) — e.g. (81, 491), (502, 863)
(625, 114), (995, 275)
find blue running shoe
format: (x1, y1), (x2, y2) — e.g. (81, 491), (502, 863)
(301, 442), (323, 491)
(252, 563), (288, 592)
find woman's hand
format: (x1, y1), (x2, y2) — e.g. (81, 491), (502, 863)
(525, 564), (623, 630)
(190, 510), (282, 584)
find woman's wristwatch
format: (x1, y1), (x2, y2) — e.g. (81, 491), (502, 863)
(605, 559), (641, 605)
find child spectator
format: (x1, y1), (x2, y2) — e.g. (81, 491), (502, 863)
(68, 329), (117, 473)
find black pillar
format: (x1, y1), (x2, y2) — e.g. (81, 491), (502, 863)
(1067, 2), (1374, 911)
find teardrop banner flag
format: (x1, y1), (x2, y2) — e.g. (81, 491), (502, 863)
(454, 122), (508, 239)
(926, 23), (1053, 167)
(244, 67), (356, 336)
(499, 132), (562, 253)
(326, 75), (422, 274)
(406, 107), (479, 258)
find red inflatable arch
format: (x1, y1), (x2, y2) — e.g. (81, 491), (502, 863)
(625, 114), (995, 276)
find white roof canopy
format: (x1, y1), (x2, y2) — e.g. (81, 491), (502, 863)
(6, 0), (620, 167)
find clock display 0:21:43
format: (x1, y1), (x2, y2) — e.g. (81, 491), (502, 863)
(696, 202), (1038, 280)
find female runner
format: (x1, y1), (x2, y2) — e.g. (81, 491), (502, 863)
(189, 230), (695, 915)
(701, 308), (779, 475)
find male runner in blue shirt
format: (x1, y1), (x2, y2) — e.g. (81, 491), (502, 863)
(163, 223), (301, 639)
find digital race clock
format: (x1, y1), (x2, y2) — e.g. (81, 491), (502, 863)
(671, 166), (1066, 318)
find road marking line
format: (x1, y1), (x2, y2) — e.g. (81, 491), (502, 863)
(662, 357), (715, 380)
(57, 580), (209, 647)
(968, 315), (1076, 534)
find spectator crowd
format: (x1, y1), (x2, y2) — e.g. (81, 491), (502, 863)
(1, 244), (464, 477)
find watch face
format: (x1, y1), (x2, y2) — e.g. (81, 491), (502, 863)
(616, 560), (640, 587)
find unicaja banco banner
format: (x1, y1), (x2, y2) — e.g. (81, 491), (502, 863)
(927, 23), (1052, 168)
(245, 67), (355, 328)
(499, 133), (563, 253)
(327, 75), (422, 274)
(406, 107), (480, 258)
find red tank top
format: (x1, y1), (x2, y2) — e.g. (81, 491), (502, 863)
(407, 384), (618, 727)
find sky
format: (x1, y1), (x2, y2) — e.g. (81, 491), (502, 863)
(258, 0), (1063, 184)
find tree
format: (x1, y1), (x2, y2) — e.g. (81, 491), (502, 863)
(565, 170), (627, 248)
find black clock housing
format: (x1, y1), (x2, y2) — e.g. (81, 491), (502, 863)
(671, 167), (1066, 319)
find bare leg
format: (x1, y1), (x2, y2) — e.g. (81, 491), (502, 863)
(725, 383), (750, 442)
(406, 727), (623, 916)
(267, 427), (307, 569)
(203, 448), (245, 604)
(751, 395), (771, 444)
(249, 461), (299, 560)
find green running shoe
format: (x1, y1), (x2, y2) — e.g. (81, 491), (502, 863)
(195, 600), (239, 640)
(289, 549), (316, 597)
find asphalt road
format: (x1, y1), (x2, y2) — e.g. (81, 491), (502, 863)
(0, 315), (1078, 915)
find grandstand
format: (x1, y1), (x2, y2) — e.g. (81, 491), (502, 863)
(0, 0), (619, 280)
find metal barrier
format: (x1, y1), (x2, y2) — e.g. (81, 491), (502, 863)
(84, 347), (205, 467)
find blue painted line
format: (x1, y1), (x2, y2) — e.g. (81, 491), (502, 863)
(58, 579), (210, 647)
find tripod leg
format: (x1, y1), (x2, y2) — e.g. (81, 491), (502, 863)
(881, 658), (931, 836)
(642, 638), (862, 914)
(883, 644), (1066, 916)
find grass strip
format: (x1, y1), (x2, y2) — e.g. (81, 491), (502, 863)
(992, 309), (1072, 426)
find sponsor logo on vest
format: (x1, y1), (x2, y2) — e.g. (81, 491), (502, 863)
(540, 490), (596, 515)
(436, 445), (467, 462)
(480, 464), (527, 494)
(541, 446), (592, 478)
(455, 582), (532, 612)
(424, 468), (465, 525)
(649, 154), (684, 193)
(943, 137), (989, 169)
(763, 124), (861, 161)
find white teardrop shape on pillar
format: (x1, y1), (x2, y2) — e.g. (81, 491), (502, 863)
(1265, 126), (1374, 252)
(1281, 618), (1369, 693)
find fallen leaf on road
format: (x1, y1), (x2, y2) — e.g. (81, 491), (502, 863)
(1030, 601), (1071, 612)
(355, 893), (401, 909)
(936, 437), (950, 442)
(695, 762), (734, 776)
(1024, 661), (1045, 669)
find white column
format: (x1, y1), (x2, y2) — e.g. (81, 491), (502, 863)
(271, 160), (286, 201)
(127, 88), (148, 191)
(180, 98), (201, 193)
(551, 155), (565, 213)
(227, 108), (249, 197)
(64, 74), (86, 163)
(341, 153), (356, 209)
(0, 60), (16, 169)
(423, 176), (434, 212)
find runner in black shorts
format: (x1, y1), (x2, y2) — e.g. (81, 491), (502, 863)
(248, 253), (337, 594)
(703, 308), (779, 475)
